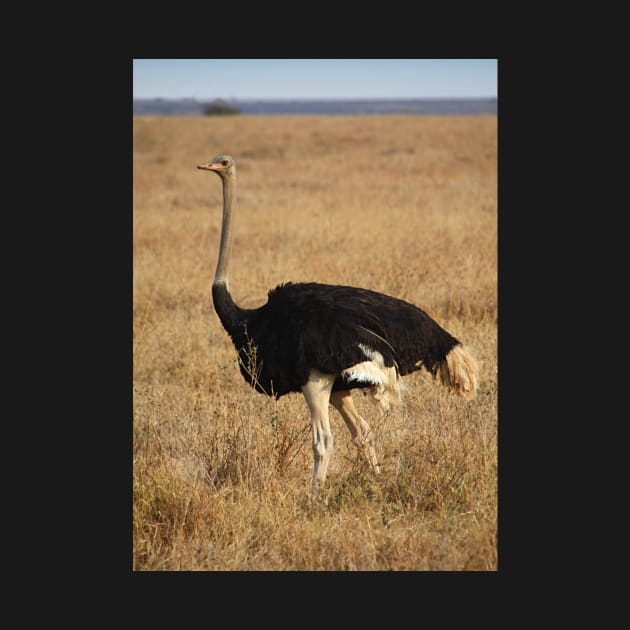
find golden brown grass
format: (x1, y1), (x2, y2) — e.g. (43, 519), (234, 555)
(133, 114), (497, 570)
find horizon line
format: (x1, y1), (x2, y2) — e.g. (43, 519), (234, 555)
(134, 95), (497, 101)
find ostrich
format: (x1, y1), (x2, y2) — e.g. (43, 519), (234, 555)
(197, 155), (478, 495)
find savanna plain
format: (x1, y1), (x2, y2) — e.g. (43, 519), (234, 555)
(133, 114), (497, 570)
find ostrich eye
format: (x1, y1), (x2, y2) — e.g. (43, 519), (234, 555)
(221, 160), (229, 166)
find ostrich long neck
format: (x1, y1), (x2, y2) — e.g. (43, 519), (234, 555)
(214, 173), (235, 285)
(212, 171), (247, 336)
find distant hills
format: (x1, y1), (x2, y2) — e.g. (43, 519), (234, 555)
(133, 97), (497, 116)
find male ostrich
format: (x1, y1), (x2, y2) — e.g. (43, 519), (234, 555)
(197, 155), (478, 495)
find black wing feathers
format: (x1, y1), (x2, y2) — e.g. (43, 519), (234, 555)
(214, 282), (460, 398)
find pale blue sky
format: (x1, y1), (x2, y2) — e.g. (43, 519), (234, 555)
(133, 59), (497, 100)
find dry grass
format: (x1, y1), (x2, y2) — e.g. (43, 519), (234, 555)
(133, 114), (497, 570)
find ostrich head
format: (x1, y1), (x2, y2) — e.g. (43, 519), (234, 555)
(197, 155), (236, 178)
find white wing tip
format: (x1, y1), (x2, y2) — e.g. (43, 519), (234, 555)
(341, 346), (403, 411)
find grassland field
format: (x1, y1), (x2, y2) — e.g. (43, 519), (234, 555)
(133, 114), (497, 570)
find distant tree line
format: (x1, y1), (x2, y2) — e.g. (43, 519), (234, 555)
(202, 99), (241, 116)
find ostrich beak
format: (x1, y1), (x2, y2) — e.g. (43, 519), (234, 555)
(197, 164), (218, 171)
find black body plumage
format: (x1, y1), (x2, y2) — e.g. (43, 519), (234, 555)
(212, 281), (460, 399)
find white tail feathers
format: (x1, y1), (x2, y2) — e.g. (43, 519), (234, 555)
(436, 344), (479, 399)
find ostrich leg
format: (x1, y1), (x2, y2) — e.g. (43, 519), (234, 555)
(330, 390), (380, 473)
(302, 370), (336, 495)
